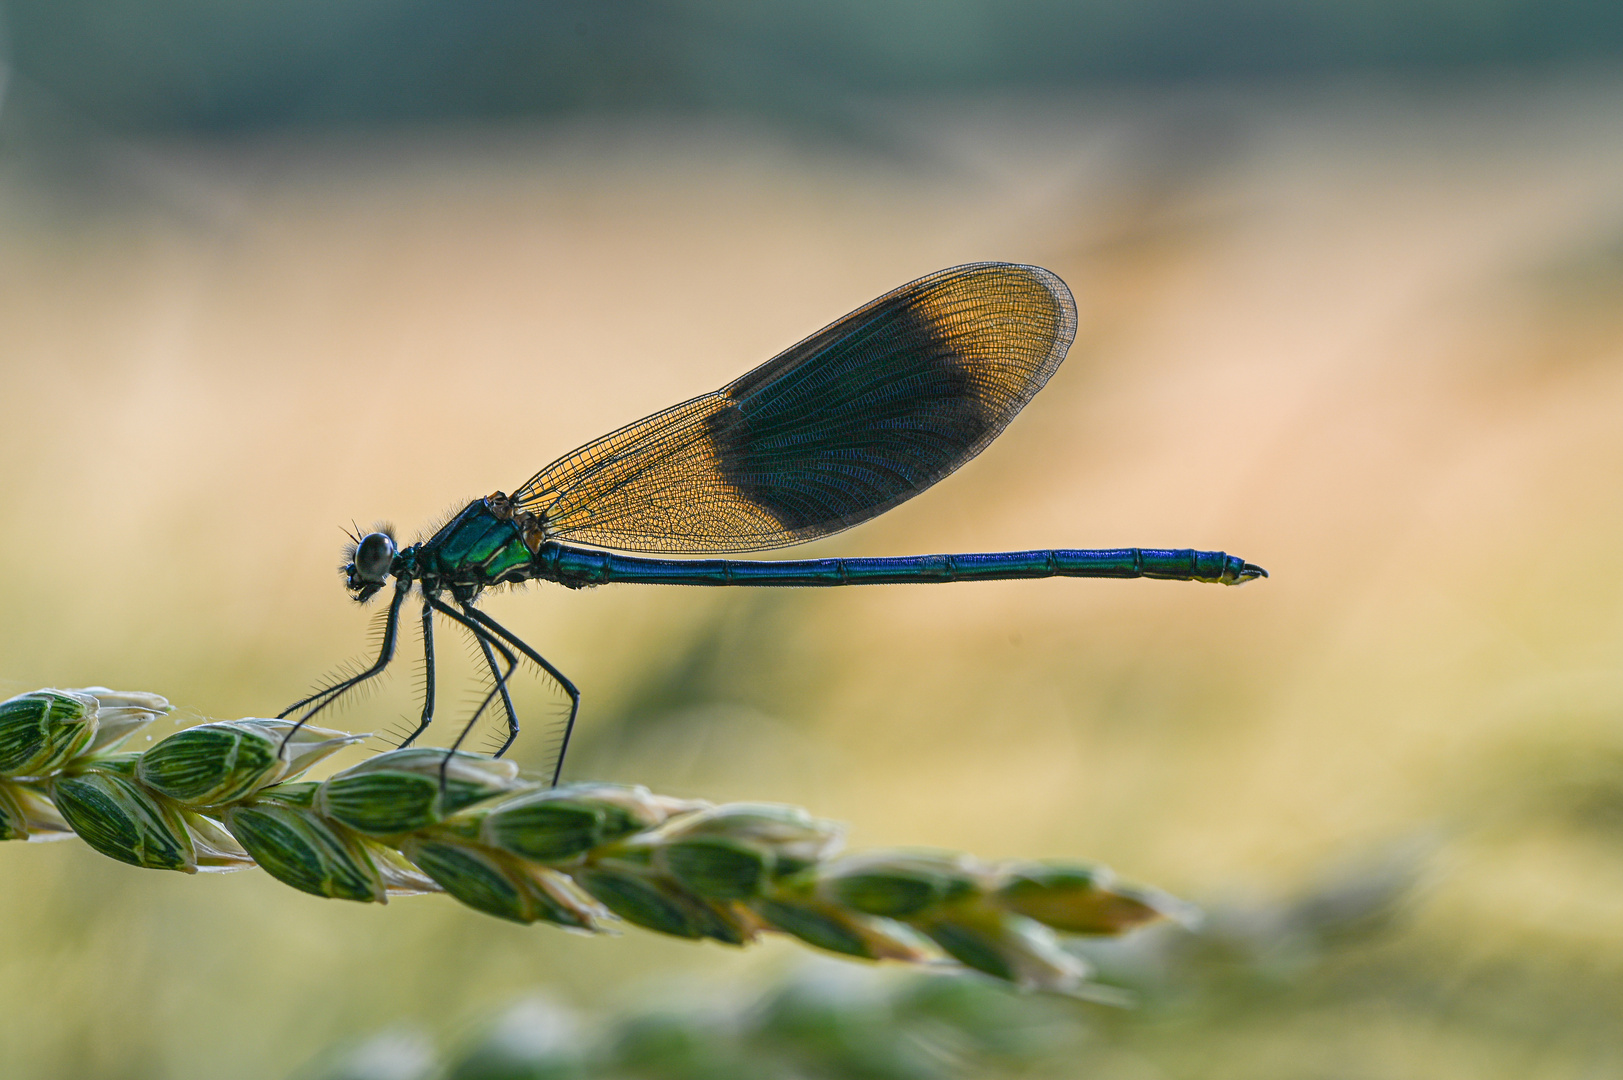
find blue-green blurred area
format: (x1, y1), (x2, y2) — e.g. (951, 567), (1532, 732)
(6, 0), (1623, 131)
(5, 4), (1623, 1080)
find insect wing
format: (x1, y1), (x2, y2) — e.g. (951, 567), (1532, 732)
(512, 262), (1077, 553)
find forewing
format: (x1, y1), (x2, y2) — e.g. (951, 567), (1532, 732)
(512, 262), (1077, 553)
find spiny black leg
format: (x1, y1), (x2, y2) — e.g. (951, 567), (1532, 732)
(460, 605), (581, 788)
(446, 620), (518, 755)
(461, 601), (523, 759)
(395, 597), (438, 750)
(278, 579), (409, 754)
(279, 579), (409, 722)
(426, 597), (578, 784)
(424, 597), (521, 754)
(460, 667), (505, 740)
(423, 598), (519, 790)
(449, 627), (519, 760)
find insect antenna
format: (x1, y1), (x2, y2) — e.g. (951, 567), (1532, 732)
(338, 523), (363, 568)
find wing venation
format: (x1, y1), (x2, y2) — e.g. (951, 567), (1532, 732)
(511, 262), (1077, 553)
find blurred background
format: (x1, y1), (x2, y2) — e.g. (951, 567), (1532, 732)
(3, 2), (1623, 1077)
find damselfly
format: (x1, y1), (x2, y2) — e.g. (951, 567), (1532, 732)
(281, 263), (1265, 782)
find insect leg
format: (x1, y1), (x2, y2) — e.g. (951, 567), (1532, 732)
(423, 598), (520, 788)
(395, 597), (439, 750)
(278, 578), (409, 751)
(449, 625), (519, 759)
(423, 597), (522, 745)
(459, 605), (581, 787)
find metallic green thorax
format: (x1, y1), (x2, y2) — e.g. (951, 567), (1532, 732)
(409, 497), (535, 594)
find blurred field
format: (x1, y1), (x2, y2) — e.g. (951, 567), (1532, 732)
(4, 78), (1623, 1078)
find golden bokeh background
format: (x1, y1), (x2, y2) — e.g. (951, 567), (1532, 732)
(4, 75), (1623, 1077)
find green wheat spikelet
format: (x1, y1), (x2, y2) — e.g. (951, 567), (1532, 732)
(0, 687), (1186, 995)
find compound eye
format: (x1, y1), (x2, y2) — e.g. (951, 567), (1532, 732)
(354, 532), (396, 583)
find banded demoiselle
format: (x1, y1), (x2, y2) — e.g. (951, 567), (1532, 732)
(282, 263), (1266, 783)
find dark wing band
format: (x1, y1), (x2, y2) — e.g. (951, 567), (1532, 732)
(511, 262), (1077, 553)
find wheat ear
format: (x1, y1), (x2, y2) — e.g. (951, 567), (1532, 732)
(0, 687), (1187, 995)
